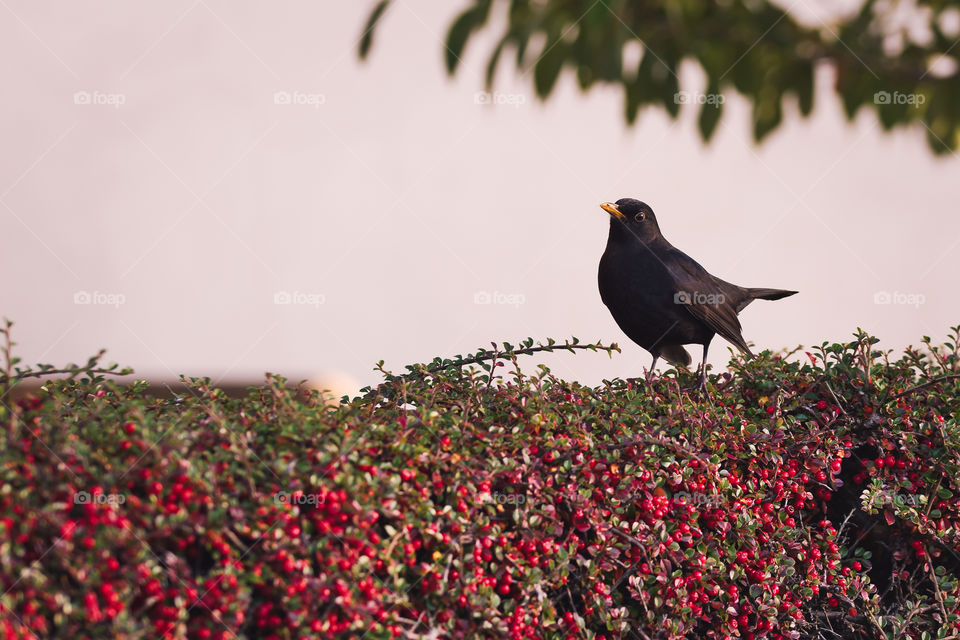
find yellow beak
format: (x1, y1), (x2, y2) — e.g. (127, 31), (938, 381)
(600, 202), (624, 219)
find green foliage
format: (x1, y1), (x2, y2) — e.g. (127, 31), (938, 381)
(445, 0), (493, 74)
(358, 0), (391, 60)
(359, 0), (960, 154)
(2, 323), (960, 638)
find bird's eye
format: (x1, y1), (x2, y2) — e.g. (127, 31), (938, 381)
(634, 212), (645, 221)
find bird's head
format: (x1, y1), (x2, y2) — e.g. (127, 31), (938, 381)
(599, 198), (662, 242)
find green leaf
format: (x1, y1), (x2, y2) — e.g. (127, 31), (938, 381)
(485, 34), (510, 88)
(698, 83), (723, 141)
(358, 0), (392, 60)
(653, 57), (681, 118)
(753, 86), (783, 141)
(795, 60), (814, 116)
(576, 65), (594, 90)
(533, 35), (567, 98)
(624, 51), (656, 124)
(445, 1), (492, 75)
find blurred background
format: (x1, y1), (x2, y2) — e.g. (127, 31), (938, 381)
(1, 1), (957, 397)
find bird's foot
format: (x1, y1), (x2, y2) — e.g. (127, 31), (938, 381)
(624, 373), (657, 388)
(680, 380), (712, 399)
(680, 368), (713, 400)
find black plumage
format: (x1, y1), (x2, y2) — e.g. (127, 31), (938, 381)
(597, 198), (797, 391)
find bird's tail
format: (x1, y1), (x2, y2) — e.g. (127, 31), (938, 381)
(747, 288), (798, 301)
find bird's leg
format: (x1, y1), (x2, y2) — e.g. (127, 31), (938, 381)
(682, 341), (713, 399)
(698, 342), (710, 394)
(645, 355), (659, 385)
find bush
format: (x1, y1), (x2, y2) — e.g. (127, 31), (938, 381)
(1, 322), (959, 640)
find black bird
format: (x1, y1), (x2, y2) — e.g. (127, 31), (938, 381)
(597, 198), (797, 391)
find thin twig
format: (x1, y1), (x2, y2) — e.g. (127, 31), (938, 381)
(415, 340), (620, 377)
(925, 551), (949, 621)
(3, 363), (129, 382)
(888, 374), (960, 402)
(484, 344), (499, 389)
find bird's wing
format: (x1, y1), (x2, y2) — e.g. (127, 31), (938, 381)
(662, 247), (752, 355)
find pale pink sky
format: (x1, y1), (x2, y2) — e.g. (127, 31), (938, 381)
(1, 1), (957, 393)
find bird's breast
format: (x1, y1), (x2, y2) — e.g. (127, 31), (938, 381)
(598, 246), (673, 302)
